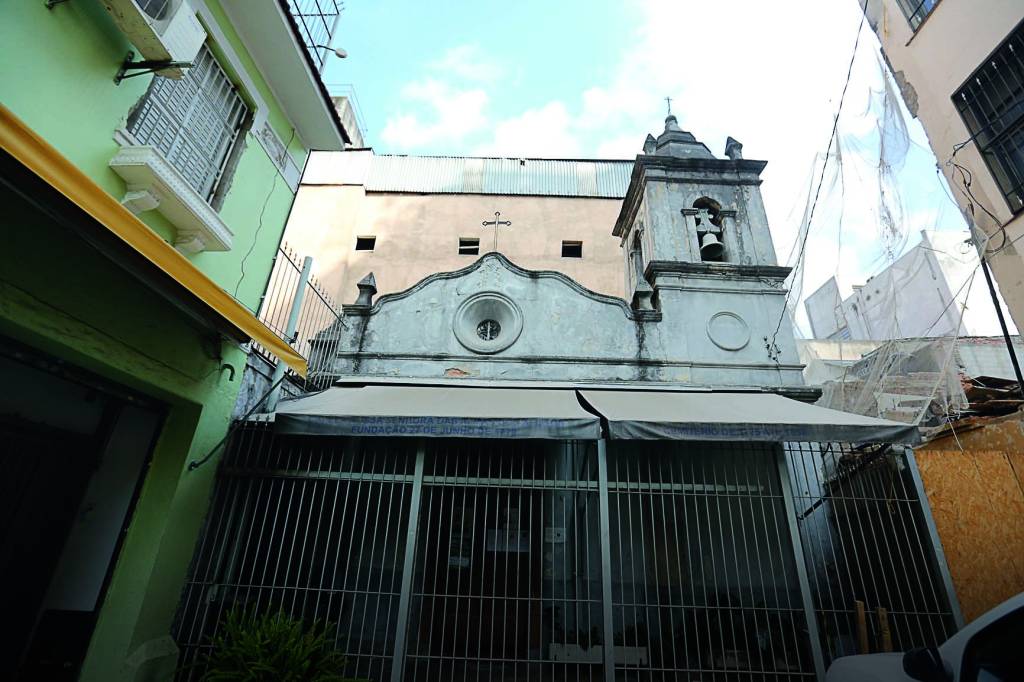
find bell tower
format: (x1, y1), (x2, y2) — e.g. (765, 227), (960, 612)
(613, 115), (804, 387)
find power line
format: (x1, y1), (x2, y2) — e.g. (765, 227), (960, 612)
(769, 1), (868, 352)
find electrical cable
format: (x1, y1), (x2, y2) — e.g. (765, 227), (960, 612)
(233, 127), (298, 303)
(188, 375), (286, 471)
(769, 1), (868, 352)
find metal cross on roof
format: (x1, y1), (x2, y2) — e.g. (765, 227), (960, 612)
(665, 96), (673, 116)
(481, 211), (512, 252)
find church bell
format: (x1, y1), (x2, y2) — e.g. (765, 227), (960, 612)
(700, 232), (724, 261)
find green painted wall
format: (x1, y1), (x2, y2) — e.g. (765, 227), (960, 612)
(0, 1), (325, 679)
(2, 184), (239, 682)
(0, 0), (306, 312)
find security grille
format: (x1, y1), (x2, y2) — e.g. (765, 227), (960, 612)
(787, 442), (957, 663)
(953, 21), (1024, 213)
(174, 429), (958, 681)
(126, 44), (249, 202)
(608, 442), (814, 680)
(895, 0), (939, 31)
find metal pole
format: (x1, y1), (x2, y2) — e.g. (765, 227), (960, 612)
(596, 439), (616, 682)
(266, 256), (313, 411)
(979, 256), (1024, 398)
(390, 441), (425, 682)
(903, 447), (965, 629)
(776, 447), (827, 680)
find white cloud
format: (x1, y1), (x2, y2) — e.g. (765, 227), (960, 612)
(428, 44), (503, 82)
(379, 78), (489, 149)
(473, 102), (581, 158)
(377, 0), (967, 329)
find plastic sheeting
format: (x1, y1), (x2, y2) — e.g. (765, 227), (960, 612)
(273, 385), (602, 440)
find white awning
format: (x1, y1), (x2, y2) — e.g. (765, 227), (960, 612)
(274, 385), (602, 440)
(579, 390), (920, 444)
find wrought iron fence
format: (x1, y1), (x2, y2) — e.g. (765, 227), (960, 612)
(174, 430), (958, 681)
(253, 244), (345, 390)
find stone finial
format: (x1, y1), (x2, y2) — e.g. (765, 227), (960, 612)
(725, 136), (744, 160)
(355, 272), (377, 306)
(664, 114), (682, 133)
(643, 134), (657, 154)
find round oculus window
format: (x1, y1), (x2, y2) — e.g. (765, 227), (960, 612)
(453, 292), (523, 354)
(476, 319), (501, 341)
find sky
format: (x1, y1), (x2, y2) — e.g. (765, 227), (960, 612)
(321, 0), (973, 336)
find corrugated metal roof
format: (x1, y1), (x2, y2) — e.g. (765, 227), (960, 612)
(305, 151), (634, 198)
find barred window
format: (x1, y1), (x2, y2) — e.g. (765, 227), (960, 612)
(126, 44), (250, 204)
(895, 0), (940, 31)
(953, 22), (1024, 214)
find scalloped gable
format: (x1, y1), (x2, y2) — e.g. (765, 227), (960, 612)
(313, 253), (669, 383)
(365, 252), (643, 320)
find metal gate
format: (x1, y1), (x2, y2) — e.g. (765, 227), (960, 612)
(606, 441), (815, 680)
(174, 426), (958, 681)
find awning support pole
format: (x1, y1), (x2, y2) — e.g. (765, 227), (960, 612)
(776, 446), (827, 679)
(903, 447), (965, 629)
(266, 255), (313, 411)
(596, 439), (616, 682)
(390, 440), (425, 682)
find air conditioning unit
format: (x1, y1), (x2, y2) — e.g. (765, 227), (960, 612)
(101, 0), (207, 79)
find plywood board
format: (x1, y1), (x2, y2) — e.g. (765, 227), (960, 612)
(916, 449), (1024, 622)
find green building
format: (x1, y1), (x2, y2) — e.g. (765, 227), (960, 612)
(0, 1), (350, 679)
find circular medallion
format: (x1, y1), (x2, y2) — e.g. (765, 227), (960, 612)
(454, 292), (523, 354)
(706, 311), (750, 351)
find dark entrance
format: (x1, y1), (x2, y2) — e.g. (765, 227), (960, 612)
(0, 341), (163, 680)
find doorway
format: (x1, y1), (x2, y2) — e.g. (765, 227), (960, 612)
(0, 343), (163, 680)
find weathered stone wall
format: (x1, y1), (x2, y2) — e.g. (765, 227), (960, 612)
(314, 254), (806, 390)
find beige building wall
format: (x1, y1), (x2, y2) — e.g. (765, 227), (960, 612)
(282, 184), (627, 305)
(864, 0), (1024, 330)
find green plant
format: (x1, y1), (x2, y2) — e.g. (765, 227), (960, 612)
(200, 607), (349, 682)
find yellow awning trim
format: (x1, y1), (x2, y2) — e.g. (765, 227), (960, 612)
(0, 104), (307, 378)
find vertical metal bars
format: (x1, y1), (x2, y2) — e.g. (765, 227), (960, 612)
(952, 21), (1024, 212)
(174, 426), (415, 681)
(605, 440), (815, 681)
(777, 447), (827, 680)
(784, 442), (957, 665)
(173, 435), (961, 680)
(126, 45), (249, 201)
(391, 442), (425, 682)
(597, 439), (616, 682)
(284, 0), (344, 72)
(401, 439), (603, 681)
(252, 244), (346, 390)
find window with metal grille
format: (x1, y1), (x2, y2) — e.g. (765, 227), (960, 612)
(953, 21), (1024, 214)
(895, 0), (940, 31)
(126, 44), (250, 204)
